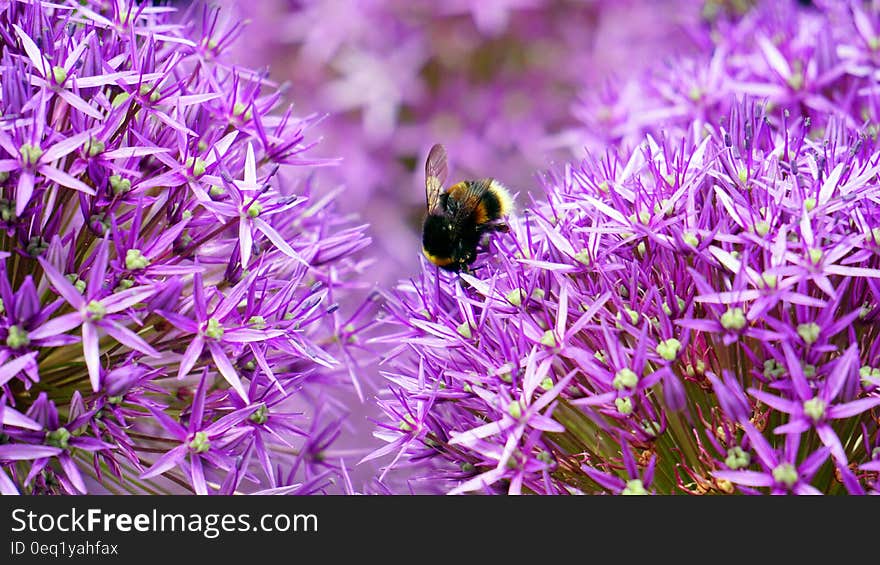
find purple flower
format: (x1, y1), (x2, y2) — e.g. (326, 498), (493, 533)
(0, 0), (372, 495)
(140, 370), (259, 495)
(749, 343), (880, 465)
(713, 423), (830, 495)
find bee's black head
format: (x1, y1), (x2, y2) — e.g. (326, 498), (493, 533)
(422, 214), (455, 256)
(421, 214), (478, 271)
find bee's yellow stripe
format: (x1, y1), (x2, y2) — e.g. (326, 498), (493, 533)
(474, 201), (489, 225)
(422, 247), (454, 267)
(488, 180), (514, 216)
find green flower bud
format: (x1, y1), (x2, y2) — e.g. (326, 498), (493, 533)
(754, 221), (770, 237)
(456, 322), (472, 339)
(111, 92), (130, 108)
(804, 197), (816, 212)
(139, 83), (160, 102)
(615, 396), (633, 415)
(232, 102), (253, 121)
(763, 359), (784, 380)
(19, 143), (43, 166)
(188, 431), (211, 453)
(621, 479), (648, 495)
(248, 315), (266, 330)
(249, 405), (269, 425)
(809, 248), (823, 265)
(720, 307), (746, 331)
(540, 330), (556, 348)
(573, 250), (591, 266)
(6, 325), (30, 349)
(656, 338), (682, 361)
(803, 397), (826, 422)
(860, 365), (880, 387)
(725, 446), (750, 470)
(52, 66), (67, 85)
(759, 272), (778, 289)
(507, 401), (523, 419)
(46, 427), (70, 450)
(26, 236), (48, 257)
(772, 463), (798, 488)
(683, 232), (699, 247)
(86, 300), (106, 321)
(86, 138), (104, 157)
(205, 318), (224, 340)
(185, 157), (207, 177)
(654, 198), (671, 216)
(624, 307), (639, 325)
(797, 322), (820, 345)
(125, 248), (149, 270)
(641, 420), (661, 436)
(109, 175), (131, 195)
(246, 202), (262, 218)
(506, 289), (525, 306)
(613, 368), (639, 390)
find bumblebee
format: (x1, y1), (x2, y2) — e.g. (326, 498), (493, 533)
(421, 144), (514, 272)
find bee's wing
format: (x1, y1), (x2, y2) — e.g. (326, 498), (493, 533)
(450, 179), (491, 224)
(425, 144), (448, 214)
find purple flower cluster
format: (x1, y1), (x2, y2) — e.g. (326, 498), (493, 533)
(369, 0), (880, 494)
(567, 0), (877, 152)
(0, 1), (373, 494)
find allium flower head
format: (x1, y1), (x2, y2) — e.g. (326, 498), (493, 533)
(0, 0), (371, 494)
(370, 1), (880, 495)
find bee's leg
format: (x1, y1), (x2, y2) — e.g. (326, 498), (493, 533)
(478, 222), (509, 235)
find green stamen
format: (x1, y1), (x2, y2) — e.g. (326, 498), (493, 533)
(205, 318), (224, 340)
(612, 368), (639, 390)
(797, 322), (820, 345)
(188, 431), (211, 453)
(125, 248), (149, 270)
(6, 325), (30, 349)
(720, 307), (746, 331)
